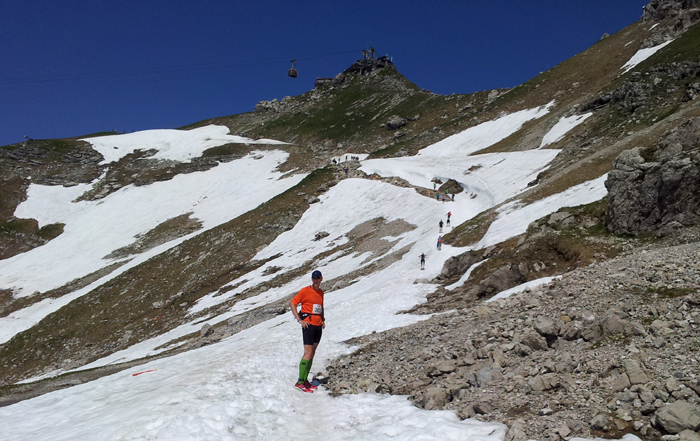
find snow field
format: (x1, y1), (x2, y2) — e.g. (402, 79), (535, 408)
(81, 124), (287, 164)
(476, 174), (609, 249)
(413, 101), (554, 158)
(1, 178), (508, 440)
(73, 178), (474, 371)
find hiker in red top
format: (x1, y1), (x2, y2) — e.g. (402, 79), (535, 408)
(290, 270), (325, 393)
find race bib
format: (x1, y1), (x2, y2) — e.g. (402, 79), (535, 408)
(312, 304), (323, 314)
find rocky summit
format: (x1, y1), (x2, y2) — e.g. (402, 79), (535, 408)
(2, 1), (700, 440)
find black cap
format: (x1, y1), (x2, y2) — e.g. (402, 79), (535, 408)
(311, 270), (322, 279)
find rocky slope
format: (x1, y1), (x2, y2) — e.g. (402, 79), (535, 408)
(325, 226), (700, 440)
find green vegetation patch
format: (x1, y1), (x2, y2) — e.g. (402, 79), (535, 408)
(201, 143), (250, 158)
(36, 223), (65, 240)
(443, 209), (496, 247)
(0, 218), (38, 235)
(646, 287), (697, 298)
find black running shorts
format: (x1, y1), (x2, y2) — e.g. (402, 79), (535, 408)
(302, 324), (323, 345)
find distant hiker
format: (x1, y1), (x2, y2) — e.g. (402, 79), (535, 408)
(344, 166), (349, 175)
(290, 270), (325, 393)
(445, 189), (450, 196)
(441, 195), (445, 203)
(451, 194), (455, 201)
(437, 236), (443, 250)
(420, 253), (426, 270)
(439, 220), (444, 233)
(433, 182), (437, 190)
(447, 212), (452, 221)
(436, 192), (440, 201)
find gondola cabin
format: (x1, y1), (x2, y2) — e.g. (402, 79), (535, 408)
(288, 60), (298, 78)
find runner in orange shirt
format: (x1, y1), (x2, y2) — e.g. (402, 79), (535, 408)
(290, 270), (326, 393)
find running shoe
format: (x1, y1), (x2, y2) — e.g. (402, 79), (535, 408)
(304, 380), (318, 391)
(295, 381), (313, 393)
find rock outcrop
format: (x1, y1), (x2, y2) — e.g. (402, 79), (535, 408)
(605, 118), (700, 235)
(644, 0), (700, 31)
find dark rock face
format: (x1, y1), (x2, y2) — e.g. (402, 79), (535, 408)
(438, 179), (464, 195)
(582, 63), (700, 114)
(604, 118), (700, 235)
(644, 0), (700, 30)
(440, 251), (480, 280)
(476, 264), (526, 298)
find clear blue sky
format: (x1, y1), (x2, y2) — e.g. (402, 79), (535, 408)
(0, 0), (648, 146)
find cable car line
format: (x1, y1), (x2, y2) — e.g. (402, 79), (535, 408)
(0, 49), (361, 86)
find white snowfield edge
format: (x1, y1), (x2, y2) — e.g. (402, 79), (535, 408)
(0, 106), (622, 440)
(81, 124), (288, 164)
(539, 113), (592, 148)
(621, 39), (674, 73)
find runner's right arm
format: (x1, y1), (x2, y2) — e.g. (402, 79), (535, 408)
(290, 300), (309, 328)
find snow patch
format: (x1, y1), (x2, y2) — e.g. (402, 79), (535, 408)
(477, 174), (608, 249)
(621, 40), (673, 73)
(540, 113), (592, 148)
(81, 124), (287, 165)
(486, 276), (561, 303)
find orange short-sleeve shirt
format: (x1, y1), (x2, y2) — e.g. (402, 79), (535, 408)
(291, 286), (324, 326)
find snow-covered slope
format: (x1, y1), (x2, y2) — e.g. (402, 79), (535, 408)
(81, 124), (287, 164)
(0, 107), (611, 440)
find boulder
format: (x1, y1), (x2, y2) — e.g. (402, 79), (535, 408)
(473, 400), (495, 415)
(624, 359), (650, 385)
(624, 320), (648, 336)
(521, 333), (549, 351)
(386, 115), (407, 131)
(438, 178), (464, 195)
(655, 401), (700, 434)
(505, 420), (528, 441)
(590, 413), (611, 431)
(475, 363), (503, 387)
(582, 322), (603, 341)
(679, 429), (700, 441)
(528, 373), (559, 392)
(424, 387), (450, 409)
(441, 251), (480, 279)
(425, 359), (457, 377)
(603, 314), (628, 335)
(477, 264), (526, 298)
(559, 320), (583, 340)
(610, 372), (632, 392)
(200, 323), (214, 338)
(534, 316), (560, 338)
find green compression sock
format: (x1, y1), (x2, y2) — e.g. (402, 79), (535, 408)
(307, 358), (314, 379)
(298, 359), (310, 382)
